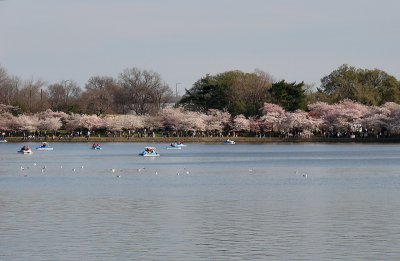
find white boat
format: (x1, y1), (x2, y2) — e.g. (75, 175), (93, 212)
(36, 142), (54, 151)
(165, 143), (183, 149)
(91, 143), (102, 150)
(224, 139), (236, 144)
(139, 147), (160, 157)
(0, 139), (7, 143)
(18, 146), (33, 154)
(165, 145), (182, 150)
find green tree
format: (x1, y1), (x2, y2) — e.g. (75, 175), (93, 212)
(179, 71), (239, 113)
(319, 64), (400, 105)
(229, 69), (272, 116)
(179, 70), (272, 116)
(269, 80), (306, 111)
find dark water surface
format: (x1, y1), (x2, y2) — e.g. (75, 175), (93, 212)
(1, 142), (400, 260)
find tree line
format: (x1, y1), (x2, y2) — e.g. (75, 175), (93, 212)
(2, 100), (400, 139)
(0, 66), (173, 115)
(1, 64), (400, 118)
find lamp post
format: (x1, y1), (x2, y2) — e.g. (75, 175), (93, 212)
(175, 82), (181, 98)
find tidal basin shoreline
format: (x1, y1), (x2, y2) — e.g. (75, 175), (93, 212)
(4, 136), (400, 143)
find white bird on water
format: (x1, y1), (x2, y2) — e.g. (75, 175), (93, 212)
(20, 166), (25, 171)
(111, 168), (116, 173)
(72, 168), (76, 172)
(295, 170), (308, 178)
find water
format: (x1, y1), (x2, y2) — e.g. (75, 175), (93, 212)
(1, 142), (400, 260)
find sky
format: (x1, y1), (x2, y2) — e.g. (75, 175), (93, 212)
(0, 0), (399, 94)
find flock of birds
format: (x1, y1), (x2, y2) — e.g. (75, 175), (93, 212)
(19, 163), (308, 179)
(18, 163), (195, 178)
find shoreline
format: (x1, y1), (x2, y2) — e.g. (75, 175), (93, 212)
(3, 136), (400, 144)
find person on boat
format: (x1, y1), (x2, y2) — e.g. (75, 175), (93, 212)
(21, 145), (30, 151)
(41, 142), (47, 148)
(92, 143), (97, 149)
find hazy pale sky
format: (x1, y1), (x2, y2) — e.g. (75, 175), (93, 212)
(0, 0), (399, 93)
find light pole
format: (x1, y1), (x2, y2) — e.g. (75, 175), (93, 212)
(175, 82), (181, 98)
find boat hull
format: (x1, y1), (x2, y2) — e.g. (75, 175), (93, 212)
(36, 147), (53, 151)
(139, 153), (160, 157)
(18, 150), (32, 154)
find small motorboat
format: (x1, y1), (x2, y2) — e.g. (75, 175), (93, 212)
(18, 146), (33, 154)
(91, 143), (102, 150)
(224, 139), (236, 145)
(139, 147), (160, 157)
(165, 143), (182, 150)
(36, 142), (54, 151)
(0, 139), (7, 143)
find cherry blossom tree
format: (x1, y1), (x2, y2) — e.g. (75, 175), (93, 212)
(36, 109), (69, 121)
(249, 117), (261, 134)
(160, 108), (185, 131)
(14, 115), (39, 132)
(279, 110), (320, 137)
(259, 103), (286, 133)
(143, 114), (163, 131)
(203, 109), (231, 135)
(65, 114), (105, 131)
(38, 117), (63, 131)
(308, 100), (368, 135)
(231, 114), (250, 134)
(0, 112), (15, 131)
(381, 102), (400, 134)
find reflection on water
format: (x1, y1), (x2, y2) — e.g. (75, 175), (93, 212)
(1, 142), (400, 260)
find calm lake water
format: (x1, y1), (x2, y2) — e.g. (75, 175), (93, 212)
(1, 142), (400, 260)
